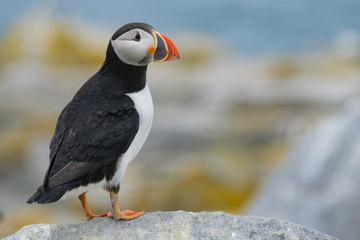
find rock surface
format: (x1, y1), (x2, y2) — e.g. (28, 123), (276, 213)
(4, 211), (336, 240)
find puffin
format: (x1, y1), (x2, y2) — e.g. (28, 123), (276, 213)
(27, 22), (180, 220)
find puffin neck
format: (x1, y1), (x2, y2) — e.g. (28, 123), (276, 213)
(99, 42), (148, 94)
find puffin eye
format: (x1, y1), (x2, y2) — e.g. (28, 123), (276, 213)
(133, 32), (141, 41)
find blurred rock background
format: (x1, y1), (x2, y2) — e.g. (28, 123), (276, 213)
(0, 1), (359, 239)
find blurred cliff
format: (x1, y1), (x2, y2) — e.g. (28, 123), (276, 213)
(1, 2), (360, 239)
(250, 98), (360, 240)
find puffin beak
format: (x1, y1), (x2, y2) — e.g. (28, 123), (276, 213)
(152, 31), (180, 62)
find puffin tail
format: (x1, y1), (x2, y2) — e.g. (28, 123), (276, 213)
(26, 185), (68, 204)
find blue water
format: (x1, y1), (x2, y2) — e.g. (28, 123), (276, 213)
(1, 0), (360, 55)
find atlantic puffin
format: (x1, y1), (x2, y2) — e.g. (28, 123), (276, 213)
(27, 22), (180, 220)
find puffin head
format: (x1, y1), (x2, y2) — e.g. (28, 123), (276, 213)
(110, 22), (180, 66)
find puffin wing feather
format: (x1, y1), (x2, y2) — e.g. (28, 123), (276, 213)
(45, 95), (139, 189)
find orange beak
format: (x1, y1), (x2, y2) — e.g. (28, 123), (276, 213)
(153, 31), (180, 62)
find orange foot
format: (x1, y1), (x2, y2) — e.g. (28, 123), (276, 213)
(86, 211), (113, 220)
(78, 193), (113, 220)
(108, 210), (146, 220)
(109, 191), (146, 220)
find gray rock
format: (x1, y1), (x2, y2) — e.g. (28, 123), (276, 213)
(3, 211), (336, 240)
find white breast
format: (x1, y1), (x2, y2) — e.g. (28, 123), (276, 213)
(108, 83), (153, 189)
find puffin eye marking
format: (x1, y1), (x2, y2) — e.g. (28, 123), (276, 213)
(133, 32), (141, 41)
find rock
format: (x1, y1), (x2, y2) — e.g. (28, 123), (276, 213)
(3, 211), (336, 240)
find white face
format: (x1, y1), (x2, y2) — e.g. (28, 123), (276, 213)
(111, 28), (155, 66)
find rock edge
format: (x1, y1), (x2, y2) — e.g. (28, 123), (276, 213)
(3, 211), (337, 240)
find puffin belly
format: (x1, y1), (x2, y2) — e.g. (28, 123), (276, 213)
(109, 84), (154, 189)
(60, 179), (107, 200)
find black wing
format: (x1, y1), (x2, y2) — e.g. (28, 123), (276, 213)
(47, 94), (138, 187)
(27, 94), (139, 203)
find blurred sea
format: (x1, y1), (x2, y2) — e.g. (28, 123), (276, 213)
(1, 0), (360, 55)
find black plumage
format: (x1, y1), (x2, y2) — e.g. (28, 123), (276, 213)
(27, 32), (148, 204)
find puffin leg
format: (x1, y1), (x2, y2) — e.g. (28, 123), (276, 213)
(78, 193), (112, 220)
(109, 190), (146, 220)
